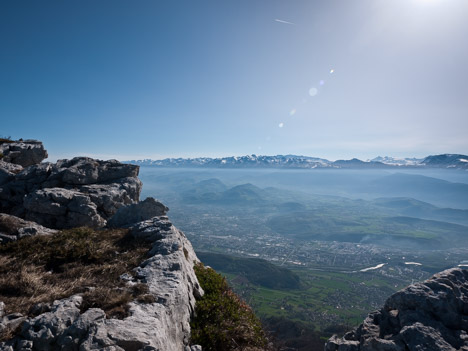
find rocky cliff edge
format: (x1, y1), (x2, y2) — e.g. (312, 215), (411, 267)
(325, 268), (468, 351)
(0, 140), (204, 351)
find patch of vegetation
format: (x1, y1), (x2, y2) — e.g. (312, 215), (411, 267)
(0, 136), (13, 145)
(197, 252), (301, 290)
(190, 263), (269, 351)
(0, 227), (153, 320)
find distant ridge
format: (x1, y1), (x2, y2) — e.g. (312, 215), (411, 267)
(126, 154), (468, 170)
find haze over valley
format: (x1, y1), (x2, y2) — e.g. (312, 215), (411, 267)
(136, 163), (468, 347)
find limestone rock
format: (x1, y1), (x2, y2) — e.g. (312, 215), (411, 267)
(56, 157), (139, 185)
(0, 216), (204, 351)
(0, 140), (47, 167)
(0, 161), (23, 186)
(0, 213), (57, 243)
(0, 155), (141, 229)
(80, 177), (142, 219)
(107, 197), (169, 228)
(23, 188), (106, 228)
(324, 268), (468, 351)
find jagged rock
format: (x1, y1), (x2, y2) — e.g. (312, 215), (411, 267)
(325, 268), (468, 351)
(0, 155), (142, 229)
(0, 312), (27, 344)
(56, 157), (139, 185)
(0, 161), (23, 186)
(80, 177), (142, 219)
(0, 140), (47, 167)
(107, 197), (169, 228)
(1, 216), (204, 351)
(23, 188), (106, 228)
(0, 213), (57, 243)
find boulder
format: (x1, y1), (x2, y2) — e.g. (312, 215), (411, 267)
(107, 197), (169, 228)
(0, 213), (57, 243)
(324, 268), (468, 351)
(56, 157), (139, 185)
(23, 188), (106, 228)
(0, 140), (47, 167)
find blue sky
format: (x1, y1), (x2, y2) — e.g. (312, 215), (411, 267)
(1, 0), (467, 161)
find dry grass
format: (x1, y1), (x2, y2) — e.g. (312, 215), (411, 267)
(0, 227), (153, 319)
(0, 215), (22, 235)
(0, 138), (14, 145)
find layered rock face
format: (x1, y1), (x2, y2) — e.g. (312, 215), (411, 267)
(325, 268), (468, 351)
(0, 154), (141, 229)
(0, 216), (203, 351)
(0, 140), (48, 167)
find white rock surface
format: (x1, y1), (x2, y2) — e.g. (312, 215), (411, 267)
(0, 216), (204, 351)
(0, 157), (142, 229)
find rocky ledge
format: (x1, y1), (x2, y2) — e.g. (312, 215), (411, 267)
(325, 268), (468, 351)
(0, 215), (203, 351)
(0, 140), (204, 350)
(0, 154), (141, 229)
(0, 140), (48, 168)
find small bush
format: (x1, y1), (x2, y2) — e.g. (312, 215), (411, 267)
(190, 263), (269, 351)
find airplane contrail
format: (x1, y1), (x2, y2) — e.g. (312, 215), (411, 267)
(274, 19), (295, 25)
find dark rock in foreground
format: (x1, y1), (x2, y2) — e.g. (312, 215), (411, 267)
(0, 213), (57, 243)
(0, 140), (48, 167)
(325, 268), (468, 351)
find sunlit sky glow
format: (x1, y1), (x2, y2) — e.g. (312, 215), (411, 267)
(1, 0), (467, 161)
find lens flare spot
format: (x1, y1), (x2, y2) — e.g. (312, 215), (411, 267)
(330, 69), (334, 74)
(290, 109), (296, 116)
(278, 122), (284, 128)
(309, 87), (318, 97)
(320, 80), (325, 86)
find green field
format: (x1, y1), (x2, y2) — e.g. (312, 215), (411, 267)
(201, 252), (410, 332)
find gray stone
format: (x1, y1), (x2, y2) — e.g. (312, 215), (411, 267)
(0, 140), (47, 167)
(0, 161), (23, 186)
(324, 268), (468, 351)
(80, 177), (142, 219)
(2, 217), (204, 351)
(23, 189), (106, 228)
(57, 157), (139, 185)
(107, 197), (169, 228)
(0, 153), (141, 229)
(0, 213), (57, 243)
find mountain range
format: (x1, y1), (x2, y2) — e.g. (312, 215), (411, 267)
(127, 153), (468, 170)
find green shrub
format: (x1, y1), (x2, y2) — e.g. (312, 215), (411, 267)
(191, 263), (268, 351)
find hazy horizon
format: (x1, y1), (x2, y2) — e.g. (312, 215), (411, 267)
(2, 0), (468, 161)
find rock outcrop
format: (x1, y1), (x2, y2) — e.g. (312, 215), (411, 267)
(0, 156), (141, 229)
(107, 197), (169, 229)
(325, 268), (468, 351)
(0, 215), (203, 351)
(0, 139), (204, 351)
(0, 140), (48, 167)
